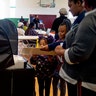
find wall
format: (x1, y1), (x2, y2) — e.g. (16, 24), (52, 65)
(15, 0), (75, 23)
(0, 0), (75, 23)
(15, 0), (69, 18)
(6, 18), (28, 27)
(0, 0), (10, 19)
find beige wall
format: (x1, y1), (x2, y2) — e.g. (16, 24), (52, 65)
(0, 0), (75, 22)
(0, 0), (10, 19)
(15, 0), (69, 18)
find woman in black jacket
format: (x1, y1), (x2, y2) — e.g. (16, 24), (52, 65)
(54, 0), (96, 96)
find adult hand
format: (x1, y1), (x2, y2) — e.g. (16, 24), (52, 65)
(55, 45), (65, 56)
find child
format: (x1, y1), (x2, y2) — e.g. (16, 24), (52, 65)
(52, 20), (71, 96)
(30, 35), (57, 96)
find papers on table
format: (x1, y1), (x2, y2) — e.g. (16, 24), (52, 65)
(35, 29), (46, 34)
(18, 36), (39, 40)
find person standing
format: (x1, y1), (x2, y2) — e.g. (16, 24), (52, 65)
(52, 20), (71, 96)
(30, 36), (57, 96)
(33, 15), (40, 29)
(19, 16), (25, 23)
(40, 0), (86, 96)
(51, 8), (71, 40)
(54, 0), (96, 96)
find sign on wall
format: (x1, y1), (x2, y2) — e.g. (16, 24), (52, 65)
(40, 0), (55, 8)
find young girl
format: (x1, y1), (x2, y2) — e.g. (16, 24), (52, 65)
(52, 20), (71, 96)
(30, 35), (57, 96)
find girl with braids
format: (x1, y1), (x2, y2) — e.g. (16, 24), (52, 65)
(52, 21), (71, 96)
(30, 35), (57, 96)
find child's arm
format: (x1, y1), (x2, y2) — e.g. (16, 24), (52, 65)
(40, 40), (66, 51)
(48, 41), (63, 50)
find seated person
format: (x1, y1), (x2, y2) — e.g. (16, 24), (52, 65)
(17, 22), (25, 36)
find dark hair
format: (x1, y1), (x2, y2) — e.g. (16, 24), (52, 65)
(69, 0), (83, 4)
(25, 22), (34, 35)
(47, 35), (54, 44)
(84, 0), (96, 9)
(59, 19), (71, 33)
(39, 37), (48, 44)
(28, 22), (34, 29)
(39, 35), (54, 44)
(23, 20), (28, 26)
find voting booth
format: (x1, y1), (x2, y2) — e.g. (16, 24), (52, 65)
(0, 19), (35, 96)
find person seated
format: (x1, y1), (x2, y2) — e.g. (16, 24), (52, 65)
(17, 22), (25, 36)
(24, 22), (39, 47)
(25, 22), (38, 36)
(23, 21), (28, 31)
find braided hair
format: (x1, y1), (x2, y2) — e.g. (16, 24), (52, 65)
(39, 35), (54, 44)
(60, 19), (71, 33)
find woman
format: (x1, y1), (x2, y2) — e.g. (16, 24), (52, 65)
(55, 0), (96, 95)
(40, 0), (86, 95)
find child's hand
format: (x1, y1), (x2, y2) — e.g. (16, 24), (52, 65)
(55, 45), (65, 56)
(40, 45), (49, 51)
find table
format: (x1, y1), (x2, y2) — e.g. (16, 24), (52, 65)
(18, 36), (39, 40)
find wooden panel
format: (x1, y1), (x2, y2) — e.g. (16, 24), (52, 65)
(21, 48), (56, 55)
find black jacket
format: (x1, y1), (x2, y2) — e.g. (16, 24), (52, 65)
(63, 10), (96, 83)
(51, 15), (71, 34)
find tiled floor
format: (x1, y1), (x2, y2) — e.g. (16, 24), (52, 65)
(35, 77), (68, 96)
